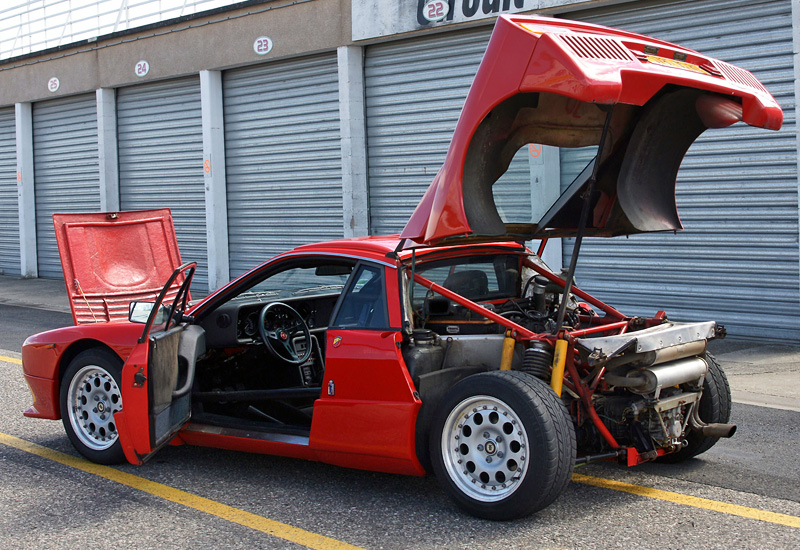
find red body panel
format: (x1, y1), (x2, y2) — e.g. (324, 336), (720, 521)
(401, 15), (783, 246)
(53, 209), (184, 325)
(22, 374), (59, 419)
(22, 323), (143, 419)
(310, 330), (425, 476)
(384, 265), (404, 328)
(117, 342), (153, 464)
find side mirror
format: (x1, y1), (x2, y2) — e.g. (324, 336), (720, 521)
(128, 301), (169, 324)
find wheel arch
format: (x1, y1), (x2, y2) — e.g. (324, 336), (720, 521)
(414, 365), (491, 473)
(57, 340), (125, 386)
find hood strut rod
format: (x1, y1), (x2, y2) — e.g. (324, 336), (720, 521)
(553, 108), (614, 335)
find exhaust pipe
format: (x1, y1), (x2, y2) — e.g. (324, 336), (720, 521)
(697, 423), (737, 438)
(688, 405), (737, 438)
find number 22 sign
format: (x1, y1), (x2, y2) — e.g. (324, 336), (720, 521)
(422, 0), (449, 22)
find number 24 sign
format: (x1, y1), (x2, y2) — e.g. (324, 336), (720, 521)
(135, 60), (150, 77)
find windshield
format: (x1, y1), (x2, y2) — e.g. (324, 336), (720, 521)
(233, 261), (354, 302)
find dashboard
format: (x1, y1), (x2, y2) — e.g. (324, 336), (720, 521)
(201, 293), (341, 349)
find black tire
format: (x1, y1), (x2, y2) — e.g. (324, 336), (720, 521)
(429, 371), (575, 520)
(659, 352), (731, 463)
(60, 348), (126, 464)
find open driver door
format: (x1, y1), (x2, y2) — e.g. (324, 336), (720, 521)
(115, 263), (206, 464)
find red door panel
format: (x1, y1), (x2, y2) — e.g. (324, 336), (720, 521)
(310, 330), (425, 476)
(116, 342), (152, 464)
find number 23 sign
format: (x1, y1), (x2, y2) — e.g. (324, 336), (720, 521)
(253, 36), (273, 56)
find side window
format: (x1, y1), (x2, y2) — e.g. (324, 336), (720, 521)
(332, 264), (389, 329)
(412, 255), (521, 305)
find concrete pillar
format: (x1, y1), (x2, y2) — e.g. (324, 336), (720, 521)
(96, 88), (119, 212)
(200, 69), (230, 290)
(529, 144), (563, 271)
(337, 45), (369, 238)
(15, 102), (36, 278)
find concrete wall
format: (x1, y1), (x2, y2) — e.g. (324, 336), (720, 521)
(0, 0), (352, 107)
(0, 0), (644, 107)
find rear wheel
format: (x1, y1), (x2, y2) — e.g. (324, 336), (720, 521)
(660, 352), (731, 463)
(60, 349), (126, 464)
(430, 371), (575, 520)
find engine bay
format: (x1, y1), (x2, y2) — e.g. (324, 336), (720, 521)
(401, 249), (730, 465)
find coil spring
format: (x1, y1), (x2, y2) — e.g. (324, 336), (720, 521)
(522, 342), (554, 381)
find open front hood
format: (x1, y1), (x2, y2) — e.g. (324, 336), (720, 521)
(401, 15), (783, 246)
(54, 209), (184, 325)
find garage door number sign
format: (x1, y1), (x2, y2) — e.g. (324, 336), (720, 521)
(253, 36), (273, 55)
(135, 60), (150, 77)
(47, 77), (59, 92)
(422, 0), (449, 22)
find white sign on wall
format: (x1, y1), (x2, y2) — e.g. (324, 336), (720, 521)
(422, 0), (450, 22)
(352, 0), (608, 41)
(135, 60), (150, 77)
(253, 36), (273, 55)
(47, 77), (59, 92)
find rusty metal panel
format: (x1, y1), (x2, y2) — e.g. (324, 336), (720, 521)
(560, 0), (797, 340)
(0, 107), (18, 276)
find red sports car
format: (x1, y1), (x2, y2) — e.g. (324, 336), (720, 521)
(22, 15), (782, 520)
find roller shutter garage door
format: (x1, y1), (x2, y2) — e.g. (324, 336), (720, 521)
(117, 77), (208, 293)
(0, 107), (19, 276)
(556, 0), (798, 340)
(365, 27), (535, 236)
(223, 54), (343, 277)
(33, 94), (101, 279)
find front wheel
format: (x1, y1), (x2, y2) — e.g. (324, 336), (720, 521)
(60, 349), (126, 464)
(430, 371), (575, 520)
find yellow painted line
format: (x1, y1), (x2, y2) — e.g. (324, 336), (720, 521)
(0, 355), (22, 365)
(0, 432), (366, 550)
(573, 473), (800, 529)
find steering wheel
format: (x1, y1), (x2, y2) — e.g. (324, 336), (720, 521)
(258, 302), (312, 365)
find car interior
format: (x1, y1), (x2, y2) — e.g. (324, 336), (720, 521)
(190, 258), (362, 435)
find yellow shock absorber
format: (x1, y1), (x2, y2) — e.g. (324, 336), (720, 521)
(550, 339), (568, 396)
(500, 330), (515, 371)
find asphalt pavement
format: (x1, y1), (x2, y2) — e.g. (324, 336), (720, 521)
(1, 274), (798, 549)
(1, 274), (798, 413)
